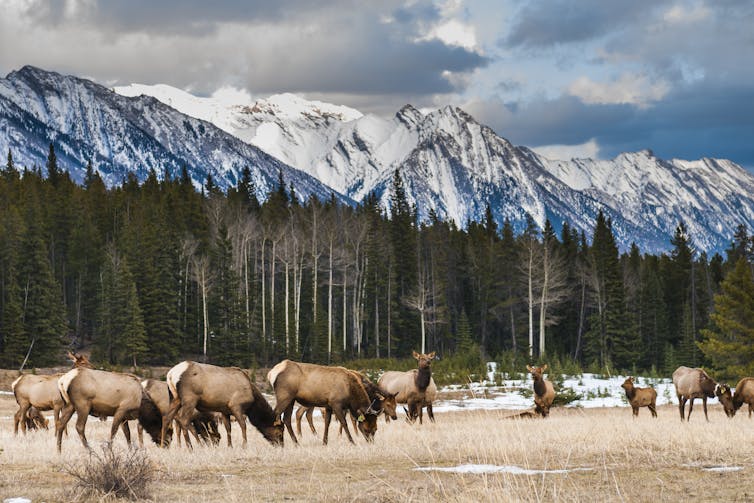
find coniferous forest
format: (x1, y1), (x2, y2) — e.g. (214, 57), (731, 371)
(1, 144), (753, 376)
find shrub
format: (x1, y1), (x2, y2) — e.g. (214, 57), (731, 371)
(63, 442), (154, 500)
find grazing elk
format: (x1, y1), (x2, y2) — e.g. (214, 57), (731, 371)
(715, 378), (754, 418)
(294, 370), (398, 435)
(621, 377), (658, 418)
(672, 366), (719, 422)
(378, 351), (437, 424)
(268, 360), (381, 445)
(162, 361), (283, 449)
(24, 406), (49, 430)
(55, 367), (163, 452)
(12, 351), (93, 435)
(138, 379), (223, 447)
(527, 364), (555, 417)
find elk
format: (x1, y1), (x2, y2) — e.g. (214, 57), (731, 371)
(24, 406), (49, 430)
(621, 377), (658, 417)
(715, 378), (754, 418)
(294, 370), (397, 435)
(138, 379), (223, 447)
(162, 361), (283, 449)
(268, 360), (381, 445)
(527, 364), (555, 417)
(12, 351), (92, 435)
(404, 377), (437, 424)
(55, 367), (163, 452)
(672, 366), (718, 421)
(378, 351), (437, 424)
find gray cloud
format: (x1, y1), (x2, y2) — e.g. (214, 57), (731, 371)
(466, 80), (754, 167)
(502, 0), (668, 49)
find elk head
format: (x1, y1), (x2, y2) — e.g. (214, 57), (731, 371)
(621, 377), (635, 391)
(265, 419), (285, 446)
(356, 402), (381, 442)
(67, 351), (93, 369)
(527, 364), (547, 380)
(715, 383), (736, 418)
(413, 351), (436, 370)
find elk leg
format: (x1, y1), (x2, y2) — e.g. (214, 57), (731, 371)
(322, 408), (332, 445)
(333, 407), (355, 445)
(702, 397), (709, 421)
(162, 396), (182, 448)
(75, 404), (91, 450)
(749, 403), (753, 418)
(56, 403), (75, 453)
(649, 403), (657, 418)
(220, 414), (232, 447)
(295, 406), (305, 436)
(118, 419), (132, 448)
(678, 396), (686, 421)
(230, 406), (247, 448)
(687, 398), (695, 421)
(427, 403), (435, 423)
(14, 403), (30, 435)
(306, 408), (316, 434)
(282, 402), (298, 444)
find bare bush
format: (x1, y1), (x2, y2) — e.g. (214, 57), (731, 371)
(63, 442), (154, 500)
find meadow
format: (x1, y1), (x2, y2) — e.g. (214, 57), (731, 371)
(2, 391), (753, 502)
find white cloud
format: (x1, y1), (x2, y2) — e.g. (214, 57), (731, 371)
(425, 19), (478, 49)
(567, 73), (670, 108)
(532, 139), (601, 161)
(663, 3), (711, 24)
(210, 86), (254, 106)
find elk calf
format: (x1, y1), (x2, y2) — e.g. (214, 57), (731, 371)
(527, 364), (555, 417)
(621, 377), (657, 417)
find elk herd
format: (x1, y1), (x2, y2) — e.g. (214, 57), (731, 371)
(9, 352), (752, 453)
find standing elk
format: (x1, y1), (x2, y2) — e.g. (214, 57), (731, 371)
(527, 364), (555, 417)
(404, 377), (437, 424)
(138, 379), (222, 447)
(55, 367), (163, 452)
(162, 361), (283, 449)
(672, 366), (719, 421)
(715, 378), (754, 418)
(621, 377), (658, 418)
(268, 360), (381, 445)
(12, 351), (92, 435)
(294, 370), (398, 435)
(378, 351), (437, 424)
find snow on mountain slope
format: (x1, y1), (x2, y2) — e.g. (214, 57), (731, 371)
(5, 66), (754, 253)
(0, 66), (345, 203)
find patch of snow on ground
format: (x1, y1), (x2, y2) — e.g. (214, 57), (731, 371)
(435, 368), (686, 412)
(415, 464), (593, 475)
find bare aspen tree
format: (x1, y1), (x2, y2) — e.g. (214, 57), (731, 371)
(537, 239), (570, 356)
(191, 253), (213, 360)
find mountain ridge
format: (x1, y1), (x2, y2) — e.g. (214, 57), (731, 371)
(2, 65), (754, 253)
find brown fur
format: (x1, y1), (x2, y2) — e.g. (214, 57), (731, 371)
(295, 370), (398, 436)
(268, 360), (380, 445)
(621, 377), (658, 418)
(716, 378), (754, 418)
(55, 367), (161, 452)
(12, 352), (93, 435)
(672, 366), (718, 421)
(527, 364), (555, 417)
(24, 406), (49, 430)
(163, 361), (283, 449)
(377, 351), (437, 424)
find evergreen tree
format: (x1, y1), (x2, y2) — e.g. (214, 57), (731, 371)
(46, 143), (60, 186)
(698, 258), (754, 378)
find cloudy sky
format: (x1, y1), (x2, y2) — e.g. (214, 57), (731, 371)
(1, 0), (753, 167)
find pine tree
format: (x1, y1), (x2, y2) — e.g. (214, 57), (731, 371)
(698, 258), (754, 378)
(46, 143), (60, 186)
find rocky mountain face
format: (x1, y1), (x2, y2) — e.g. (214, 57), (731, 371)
(0, 66), (344, 203)
(3, 66), (754, 253)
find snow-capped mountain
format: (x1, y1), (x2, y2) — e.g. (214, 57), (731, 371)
(3, 66), (754, 253)
(0, 66), (344, 202)
(112, 80), (754, 252)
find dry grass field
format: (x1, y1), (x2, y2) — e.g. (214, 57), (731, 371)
(3, 391), (754, 502)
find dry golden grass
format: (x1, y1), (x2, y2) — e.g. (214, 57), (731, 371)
(2, 394), (754, 502)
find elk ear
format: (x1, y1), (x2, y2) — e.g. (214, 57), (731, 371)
(427, 351), (436, 360)
(67, 351), (76, 361)
(412, 351), (420, 360)
(526, 365), (533, 372)
(542, 364), (548, 371)
(375, 393), (385, 401)
(273, 419), (283, 427)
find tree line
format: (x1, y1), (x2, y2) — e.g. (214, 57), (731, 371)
(1, 145), (752, 376)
